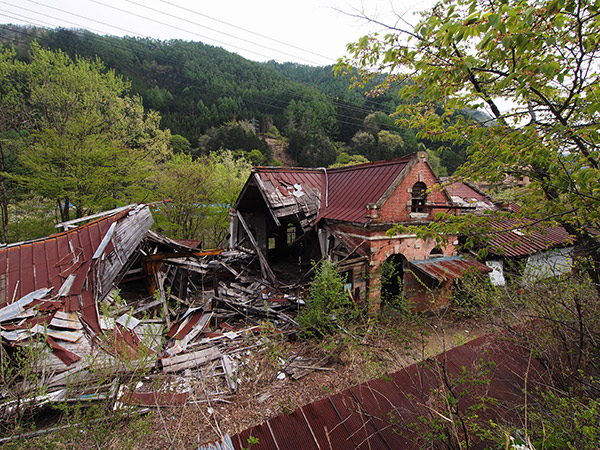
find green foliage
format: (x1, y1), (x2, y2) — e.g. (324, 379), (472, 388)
(330, 152), (369, 168)
(379, 258), (408, 314)
(154, 150), (251, 247)
(526, 385), (600, 449)
(390, 358), (498, 448)
(0, 43), (171, 222)
(169, 134), (192, 154)
(450, 271), (502, 319)
(200, 121), (272, 163)
(1, 26), (471, 174)
(242, 435), (260, 450)
(298, 259), (359, 338)
(446, 271), (600, 447)
(0, 334), (49, 430)
(154, 152), (214, 240)
(7, 197), (55, 242)
(286, 130), (337, 167)
(336, 0), (600, 289)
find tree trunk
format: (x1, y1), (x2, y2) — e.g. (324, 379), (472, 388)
(58, 197), (70, 223)
(0, 143), (9, 243)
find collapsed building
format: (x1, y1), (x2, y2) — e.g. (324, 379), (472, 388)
(0, 153), (580, 443)
(231, 152), (492, 311)
(0, 203), (302, 420)
(231, 152), (576, 310)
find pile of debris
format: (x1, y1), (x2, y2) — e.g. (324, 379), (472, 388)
(0, 204), (317, 426)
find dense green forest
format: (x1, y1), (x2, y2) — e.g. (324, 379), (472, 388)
(0, 25), (472, 169)
(0, 24), (475, 244)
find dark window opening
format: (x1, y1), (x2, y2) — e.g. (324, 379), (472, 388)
(381, 254), (406, 311)
(429, 247), (443, 258)
(411, 182), (427, 213)
(287, 224), (296, 245)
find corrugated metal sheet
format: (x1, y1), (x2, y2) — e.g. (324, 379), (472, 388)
(252, 157), (412, 226)
(487, 218), (572, 258)
(252, 167), (324, 230)
(203, 333), (548, 449)
(410, 256), (492, 282)
(0, 211), (125, 306)
(443, 179), (495, 211)
(0, 206), (153, 333)
(443, 179), (489, 202)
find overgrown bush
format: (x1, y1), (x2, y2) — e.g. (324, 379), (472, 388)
(298, 259), (359, 339)
(447, 270), (600, 447)
(380, 258), (410, 315)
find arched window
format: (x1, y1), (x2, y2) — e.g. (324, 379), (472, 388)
(429, 247), (444, 258)
(411, 182), (427, 213)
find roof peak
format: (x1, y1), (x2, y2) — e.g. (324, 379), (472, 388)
(252, 153), (418, 174)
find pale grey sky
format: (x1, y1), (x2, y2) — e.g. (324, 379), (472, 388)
(0, 0), (434, 65)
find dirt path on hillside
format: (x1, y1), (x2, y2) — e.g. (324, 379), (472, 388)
(265, 137), (296, 166)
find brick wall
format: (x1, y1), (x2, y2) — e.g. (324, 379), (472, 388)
(326, 154), (461, 311)
(378, 154), (450, 223)
(329, 223), (458, 310)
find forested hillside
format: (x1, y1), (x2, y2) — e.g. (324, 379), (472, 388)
(0, 25), (471, 171)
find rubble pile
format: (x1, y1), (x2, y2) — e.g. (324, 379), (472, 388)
(0, 205), (320, 428)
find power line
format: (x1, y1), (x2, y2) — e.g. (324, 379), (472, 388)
(156, 0), (334, 64)
(17, 0), (146, 37)
(0, 15), (402, 132)
(122, 0), (323, 66)
(2, 0), (398, 114)
(0, 3), (146, 39)
(87, 0), (283, 63)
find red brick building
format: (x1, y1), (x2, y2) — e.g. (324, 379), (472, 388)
(231, 152), (490, 311)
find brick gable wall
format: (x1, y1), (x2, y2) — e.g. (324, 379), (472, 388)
(378, 155), (449, 223)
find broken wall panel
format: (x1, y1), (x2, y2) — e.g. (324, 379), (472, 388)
(96, 205), (155, 299)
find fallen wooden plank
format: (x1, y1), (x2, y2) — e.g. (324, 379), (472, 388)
(235, 211), (277, 284)
(161, 347), (221, 373)
(46, 328), (84, 343)
(221, 354), (238, 392)
(132, 298), (162, 315)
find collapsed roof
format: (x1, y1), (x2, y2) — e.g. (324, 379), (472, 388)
(0, 204), (153, 337)
(236, 155), (416, 228)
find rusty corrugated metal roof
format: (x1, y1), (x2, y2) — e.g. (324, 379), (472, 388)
(486, 218), (572, 258)
(0, 205), (153, 334)
(0, 210), (127, 307)
(442, 179), (489, 202)
(320, 157), (411, 223)
(410, 255), (492, 282)
(207, 333), (548, 449)
(251, 157), (412, 226)
(442, 179), (495, 211)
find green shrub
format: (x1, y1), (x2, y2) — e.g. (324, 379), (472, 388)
(298, 259), (358, 338)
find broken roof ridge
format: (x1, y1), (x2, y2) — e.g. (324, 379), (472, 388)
(252, 154), (417, 174)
